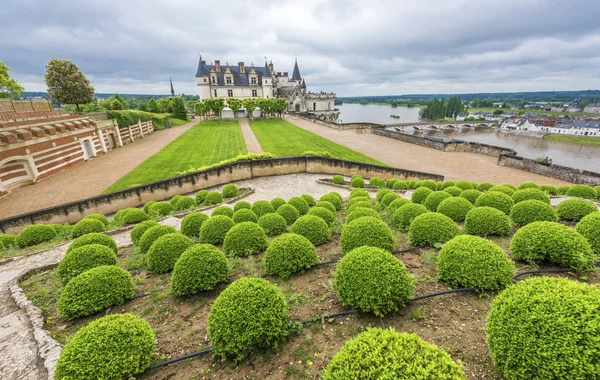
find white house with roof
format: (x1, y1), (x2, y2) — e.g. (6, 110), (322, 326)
(583, 103), (600, 113)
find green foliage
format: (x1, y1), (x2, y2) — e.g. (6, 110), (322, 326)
(341, 216), (395, 254)
(512, 188), (550, 204)
(307, 206), (336, 226)
(0, 62), (24, 98)
(148, 201), (174, 218)
(49, 224), (73, 239)
(222, 184), (240, 198)
(290, 215), (330, 245)
(347, 201), (375, 215)
(234, 200), (251, 211)
(475, 191), (514, 214)
(501, 183), (517, 190)
(195, 190), (208, 204)
(263, 234), (318, 279)
(45, 58), (94, 109)
(350, 176), (365, 188)
(376, 189), (392, 203)
(58, 266), (134, 319)
(576, 212), (600, 254)
(437, 236), (514, 290)
(487, 277), (600, 380)
(477, 182), (495, 192)
(419, 180), (438, 190)
(441, 181), (456, 189)
(465, 207), (511, 236)
(488, 185), (515, 196)
(130, 220), (159, 245)
(370, 176), (382, 186)
(142, 201), (155, 214)
(509, 200), (557, 227)
(510, 221), (594, 270)
(208, 278), (289, 362)
(423, 191), (453, 211)
(147, 233), (194, 273)
(346, 207), (381, 223)
(300, 194), (316, 207)
(347, 196), (373, 209)
(199, 216), (235, 245)
(251, 200), (275, 218)
(223, 222), (268, 256)
(257, 213), (287, 236)
(381, 192), (400, 207)
(517, 181), (539, 190)
(323, 328), (466, 380)
(232, 208), (258, 224)
(411, 187), (433, 204)
(388, 197), (410, 213)
(16, 224), (57, 247)
(269, 197), (286, 211)
(120, 208), (149, 224)
(454, 180), (474, 190)
(0, 234), (16, 250)
(443, 186), (463, 196)
(540, 184), (559, 195)
(205, 191), (223, 206)
(437, 197), (474, 222)
(459, 189), (483, 204)
(409, 213), (460, 247)
(350, 188), (369, 199)
(83, 214), (109, 227)
(392, 180), (408, 190)
(558, 185), (573, 195)
(288, 196), (310, 215)
(335, 247), (414, 316)
(385, 178), (399, 188)
(170, 195), (184, 206)
(392, 203), (428, 230)
(180, 212), (208, 238)
(68, 233), (118, 254)
(55, 313), (155, 380)
(567, 184), (597, 199)
(171, 244), (229, 296)
(332, 175), (345, 185)
(315, 200), (336, 213)
(212, 205), (234, 218)
(57, 244), (117, 283)
(138, 225), (177, 254)
(106, 110), (171, 129)
(556, 199), (598, 221)
(171, 96), (188, 119)
(276, 204), (300, 225)
(319, 193), (342, 211)
(174, 196), (196, 211)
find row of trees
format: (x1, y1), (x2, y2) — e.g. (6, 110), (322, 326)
(419, 96), (466, 120)
(192, 97), (288, 120)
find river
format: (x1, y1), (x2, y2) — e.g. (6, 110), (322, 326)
(337, 103), (600, 173)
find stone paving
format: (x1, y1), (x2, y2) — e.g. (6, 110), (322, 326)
(238, 118), (263, 153)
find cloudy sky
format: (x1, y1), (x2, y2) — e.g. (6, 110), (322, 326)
(2, 0), (600, 97)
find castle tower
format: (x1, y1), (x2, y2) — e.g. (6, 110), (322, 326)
(170, 77), (175, 97)
(195, 54), (211, 100)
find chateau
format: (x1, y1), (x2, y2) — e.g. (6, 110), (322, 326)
(195, 56), (338, 120)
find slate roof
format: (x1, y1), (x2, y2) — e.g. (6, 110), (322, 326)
(195, 59), (272, 86)
(291, 59), (302, 81)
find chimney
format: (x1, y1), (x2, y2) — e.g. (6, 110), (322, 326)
(201, 60), (206, 65)
(268, 62), (274, 72)
(215, 60), (221, 73)
(238, 62), (245, 74)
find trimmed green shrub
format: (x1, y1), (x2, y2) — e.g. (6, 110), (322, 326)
(169, 195), (184, 206)
(512, 188), (550, 204)
(477, 182), (495, 192)
(385, 178), (398, 188)
(121, 208), (149, 224)
(437, 197), (474, 222)
(15, 224), (57, 247)
(438, 236), (514, 290)
(58, 266), (135, 319)
(223, 222), (268, 256)
(287, 196), (310, 215)
(222, 183), (239, 198)
(517, 181), (539, 190)
(270, 197), (286, 211)
(180, 212), (208, 238)
(251, 200), (275, 218)
(408, 213), (460, 247)
(419, 180), (438, 190)
(596, 186), (600, 199)
(307, 206), (336, 226)
(376, 188), (393, 202)
(83, 214), (109, 227)
(199, 215), (235, 245)
(392, 203), (428, 230)
(49, 224), (73, 239)
(276, 204), (300, 225)
(346, 207), (381, 223)
(232, 208), (258, 224)
(57, 244), (117, 283)
(347, 196), (372, 209)
(443, 186), (463, 196)
(208, 278), (289, 362)
(341, 216), (395, 254)
(459, 189), (483, 205)
(233, 200), (251, 211)
(576, 212), (600, 254)
(454, 180), (474, 190)
(510, 221), (594, 269)
(388, 197), (410, 213)
(147, 233), (194, 273)
(258, 213), (287, 236)
(381, 192), (400, 207)
(290, 215), (330, 245)
(323, 328), (465, 380)
(488, 185), (514, 196)
(540, 184), (559, 195)
(212, 205), (234, 218)
(411, 187), (433, 204)
(72, 219), (105, 238)
(142, 201), (155, 214)
(392, 180), (408, 190)
(487, 277), (600, 380)
(68, 233), (117, 254)
(195, 190), (208, 204)
(54, 313), (155, 380)
(350, 188), (369, 199)
(406, 180), (418, 189)
(350, 176), (365, 188)
(329, 191), (343, 202)
(113, 207), (131, 223)
(301, 194), (316, 207)
(319, 193), (342, 211)
(138, 225), (177, 254)
(369, 176), (381, 186)
(465, 207), (511, 236)
(316, 200), (337, 213)
(204, 191), (222, 205)
(332, 175), (345, 185)
(501, 183), (517, 190)
(174, 196), (196, 211)
(264, 233), (318, 279)
(509, 199), (557, 227)
(567, 184), (597, 199)
(475, 191), (514, 214)
(130, 220), (159, 245)
(558, 185), (573, 195)
(0, 234), (16, 250)
(441, 181), (456, 189)
(423, 191), (452, 211)
(148, 201), (174, 218)
(336, 246), (413, 316)
(347, 201), (376, 215)
(556, 199), (598, 221)
(171, 244), (229, 296)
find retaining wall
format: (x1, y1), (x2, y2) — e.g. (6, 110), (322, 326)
(498, 155), (600, 186)
(0, 156), (443, 233)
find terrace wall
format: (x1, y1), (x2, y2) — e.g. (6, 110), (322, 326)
(498, 154), (600, 186)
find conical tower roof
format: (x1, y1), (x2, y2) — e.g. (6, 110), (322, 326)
(291, 58), (302, 81)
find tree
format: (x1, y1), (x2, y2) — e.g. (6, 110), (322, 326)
(243, 98), (258, 120)
(226, 98), (243, 115)
(493, 109), (504, 115)
(205, 98), (225, 121)
(171, 96), (187, 120)
(44, 59), (94, 111)
(0, 62), (24, 99)
(138, 102), (148, 112)
(157, 97), (173, 113)
(148, 98), (160, 113)
(273, 98), (288, 118)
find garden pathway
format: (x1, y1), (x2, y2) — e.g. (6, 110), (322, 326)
(238, 118), (264, 153)
(0, 120), (199, 220)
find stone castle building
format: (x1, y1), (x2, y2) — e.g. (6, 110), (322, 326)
(195, 56), (338, 120)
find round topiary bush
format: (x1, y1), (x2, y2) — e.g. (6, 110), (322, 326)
(411, 187), (433, 204)
(488, 185), (515, 196)
(316, 200), (337, 213)
(423, 191), (453, 212)
(290, 215), (330, 245)
(437, 235), (514, 290)
(180, 212), (208, 238)
(576, 212), (600, 254)
(58, 265), (135, 319)
(54, 313), (155, 380)
(263, 233), (318, 279)
(171, 244), (229, 296)
(441, 181), (456, 189)
(322, 328), (466, 380)
(408, 213), (460, 246)
(381, 192), (400, 207)
(232, 208), (258, 224)
(556, 199), (598, 221)
(512, 188), (550, 204)
(392, 203), (428, 230)
(222, 183), (239, 198)
(510, 221), (594, 269)
(459, 189), (483, 205)
(276, 204), (300, 225)
(475, 191), (514, 214)
(142, 201), (156, 214)
(138, 225), (177, 254)
(502, 183), (517, 190)
(487, 277), (600, 380)
(376, 188), (392, 203)
(388, 197), (410, 213)
(174, 196), (196, 211)
(350, 176), (365, 188)
(68, 233), (117, 254)
(347, 196), (373, 209)
(341, 216), (395, 254)
(385, 178), (399, 188)
(72, 218), (105, 238)
(346, 207), (381, 223)
(347, 201), (376, 216)
(419, 180), (438, 190)
(130, 220), (159, 245)
(169, 195), (184, 206)
(436, 197), (474, 222)
(332, 174), (345, 185)
(83, 214), (109, 227)
(596, 186), (600, 200)
(509, 199), (557, 227)
(120, 208), (149, 224)
(443, 186), (463, 197)
(454, 180), (473, 190)
(540, 184), (559, 195)
(199, 215), (235, 245)
(258, 213), (287, 236)
(269, 197), (286, 211)
(350, 188), (369, 199)
(212, 205), (234, 218)
(148, 201), (174, 218)
(307, 206), (336, 226)
(464, 207), (511, 236)
(15, 224), (57, 248)
(392, 180), (408, 190)
(301, 194), (316, 207)
(195, 190), (208, 204)
(0, 234), (16, 250)
(567, 184), (597, 199)
(208, 278), (289, 362)
(147, 233), (194, 273)
(233, 200), (251, 211)
(204, 191), (223, 205)
(477, 182), (495, 192)
(251, 200), (275, 218)
(335, 246), (414, 316)
(319, 193), (342, 211)
(49, 224), (73, 239)
(370, 176), (381, 186)
(223, 222), (268, 256)
(57, 244), (117, 283)
(558, 185), (573, 195)
(517, 181), (539, 190)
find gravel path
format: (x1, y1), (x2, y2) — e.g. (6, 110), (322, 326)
(238, 118), (263, 153)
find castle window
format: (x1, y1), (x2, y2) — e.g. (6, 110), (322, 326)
(252, 89), (257, 97)
(214, 89), (217, 97)
(204, 78), (207, 82)
(251, 77), (257, 84)
(226, 76), (232, 84)
(212, 76), (216, 84)
(228, 89), (233, 97)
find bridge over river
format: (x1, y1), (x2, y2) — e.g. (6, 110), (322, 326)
(384, 121), (498, 131)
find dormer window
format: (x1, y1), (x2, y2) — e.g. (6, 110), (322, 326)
(211, 76), (216, 84)
(226, 76), (232, 84)
(251, 77), (257, 85)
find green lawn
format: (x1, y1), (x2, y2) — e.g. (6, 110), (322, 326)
(105, 120), (247, 192)
(249, 119), (384, 165)
(544, 134), (600, 146)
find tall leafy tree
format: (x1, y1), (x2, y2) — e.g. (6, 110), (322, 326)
(242, 98), (258, 120)
(227, 98), (243, 114)
(171, 96), (188, 120)
(0, 62), (24, 99)
(148, 98), (160, 113)
(44, 59), (94, 111)
(138, 102), (148, 112)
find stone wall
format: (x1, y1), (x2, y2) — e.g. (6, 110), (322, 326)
(498, 154), (600, 186)
(0, 156), (443, 233)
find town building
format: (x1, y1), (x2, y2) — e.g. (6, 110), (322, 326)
(583, 103), (600, 113)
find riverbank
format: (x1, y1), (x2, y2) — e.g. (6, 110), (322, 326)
(544, 134), (600, 146)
